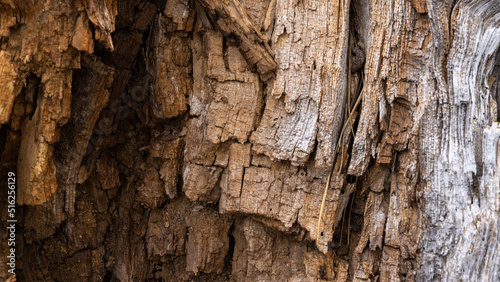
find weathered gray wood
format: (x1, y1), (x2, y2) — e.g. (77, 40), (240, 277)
(418, 1), (500, 280)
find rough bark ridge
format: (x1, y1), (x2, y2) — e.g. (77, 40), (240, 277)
(0, 0), (499, 281)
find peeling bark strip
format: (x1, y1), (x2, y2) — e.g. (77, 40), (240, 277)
(86, 0), (118, 50)
(0, 51), (20, 124)
(146, 13), (192, 119)
(55, 54), (115, 216)
(349, 0), (419, 176)
(251, 0), (350, 168)
(196, 0), (277, 81)
(1, 0), (500, 281)
(17, 70), (73, 205)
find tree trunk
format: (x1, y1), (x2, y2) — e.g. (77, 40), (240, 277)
(1, 0), (499, 281)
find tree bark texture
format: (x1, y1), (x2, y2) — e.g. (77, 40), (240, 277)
(0, 0), (499, 281)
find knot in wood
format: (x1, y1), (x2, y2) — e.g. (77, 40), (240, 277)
(351, 45), (366, 73)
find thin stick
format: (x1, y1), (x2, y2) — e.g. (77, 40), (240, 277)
(340, 29), (351, 174)
(315, 87), (364, 243)
(316, 171), (332, 242)
(315, 0), (365, 245)
(340, 202), (346, 246)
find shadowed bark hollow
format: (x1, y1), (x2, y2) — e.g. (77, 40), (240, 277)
(0, 0), (499, 281)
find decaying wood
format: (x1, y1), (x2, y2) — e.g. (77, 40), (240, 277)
(146, 9), (193, 119)
(196, 0), (277, 81)
(251, 0), (350, 169)
(417, 1), (500, 280)
(55, 54), (115, 217)
(1, 0), (499, 281)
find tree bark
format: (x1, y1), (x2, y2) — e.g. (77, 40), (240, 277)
(0, 0), (499, 281)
